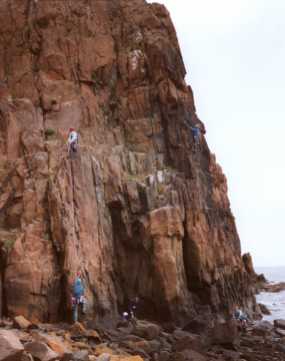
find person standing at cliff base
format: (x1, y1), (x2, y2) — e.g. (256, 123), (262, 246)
(72, 271), (85, 322)
(67, 128), (79, 157)
(234, 308), (249, 330)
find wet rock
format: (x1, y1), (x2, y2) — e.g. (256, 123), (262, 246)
(263, 282), (285, 293)
(0, 329), (24, 361)
(274, 319), (285, 330)
(24, 341), (59, 361)
(258, 303), (271, 315)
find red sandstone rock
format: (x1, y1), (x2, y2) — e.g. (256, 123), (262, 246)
(13, 315), (32, 330)
(24, 341), (59, 361)
(0, 0), (257, 325)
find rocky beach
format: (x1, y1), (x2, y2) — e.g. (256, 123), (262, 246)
(2, 311), (285, 361)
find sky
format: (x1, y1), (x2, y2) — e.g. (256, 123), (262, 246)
(147, 0), (285, 267)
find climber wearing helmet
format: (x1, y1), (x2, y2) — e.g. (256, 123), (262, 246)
(67, 128), (79, 157)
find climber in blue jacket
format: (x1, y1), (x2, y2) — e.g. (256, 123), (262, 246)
(191, 125), (201, 144)
(72, 271), (85, 322)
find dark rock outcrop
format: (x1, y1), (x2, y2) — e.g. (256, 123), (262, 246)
(0, 0), (257, 324)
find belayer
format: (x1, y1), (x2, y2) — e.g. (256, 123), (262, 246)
(71, 271), (85, 322)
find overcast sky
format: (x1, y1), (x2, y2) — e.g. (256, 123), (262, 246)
(148, 0), (285, 267)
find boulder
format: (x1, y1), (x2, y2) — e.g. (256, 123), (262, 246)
(97, 354), (111, 361)
(182, 315), (212, 335)
(24, 341), (59, 361)
(275, 328), (285, 337)
(210, 321), (239, 348)
(258, 303), (271, 315)
(85, 329), (101, 342)
(30, 331), (72, 360)
(71, 350), (89, 361)
(173, 329), (205, 351)
(133, 321), (161, 340)
(263, 282), (285, 293)
(21, 352), (34, 361)
(110, 357), (144, 361)
(274, 319), (285, 330)
(95, 345), (115, 356)
(252, 321), (273, 336)
(221, 350), (241, 361)
(13, 315), (32, 330)
(158, 351), (170, 361)
(173, 350), (207, 361)
(46, 339), (72, 360)
(0, 329), (24, 361)
(70, 322), (87, 337)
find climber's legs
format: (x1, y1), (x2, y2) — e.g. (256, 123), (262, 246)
(72, 302), (78, 322)
(68, 141), (78, 159)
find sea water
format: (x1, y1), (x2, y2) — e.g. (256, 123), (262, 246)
(256, 266), (285, 322)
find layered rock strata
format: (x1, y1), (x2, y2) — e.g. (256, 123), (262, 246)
(0, 0), (257, 324)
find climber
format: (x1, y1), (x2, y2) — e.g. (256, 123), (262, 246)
(129, 296), (139, 317)
(72, 271), (85, 322)
(190, 124), (201, 151)
(67, 128), (79, 157)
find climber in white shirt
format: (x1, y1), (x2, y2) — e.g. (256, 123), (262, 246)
(67, 128), (79, 156)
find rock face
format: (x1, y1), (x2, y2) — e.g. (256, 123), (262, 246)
(0, 0), (257, 324)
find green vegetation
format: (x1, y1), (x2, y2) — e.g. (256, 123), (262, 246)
(2, 238), (16, 251)
(44, 128), (56, 138)
(125, 172), (147, 183)
(157, 183), (166, 195)
(43, 233), (50, 241)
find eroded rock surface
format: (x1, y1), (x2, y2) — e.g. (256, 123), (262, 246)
(0, 0), (257, 324)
